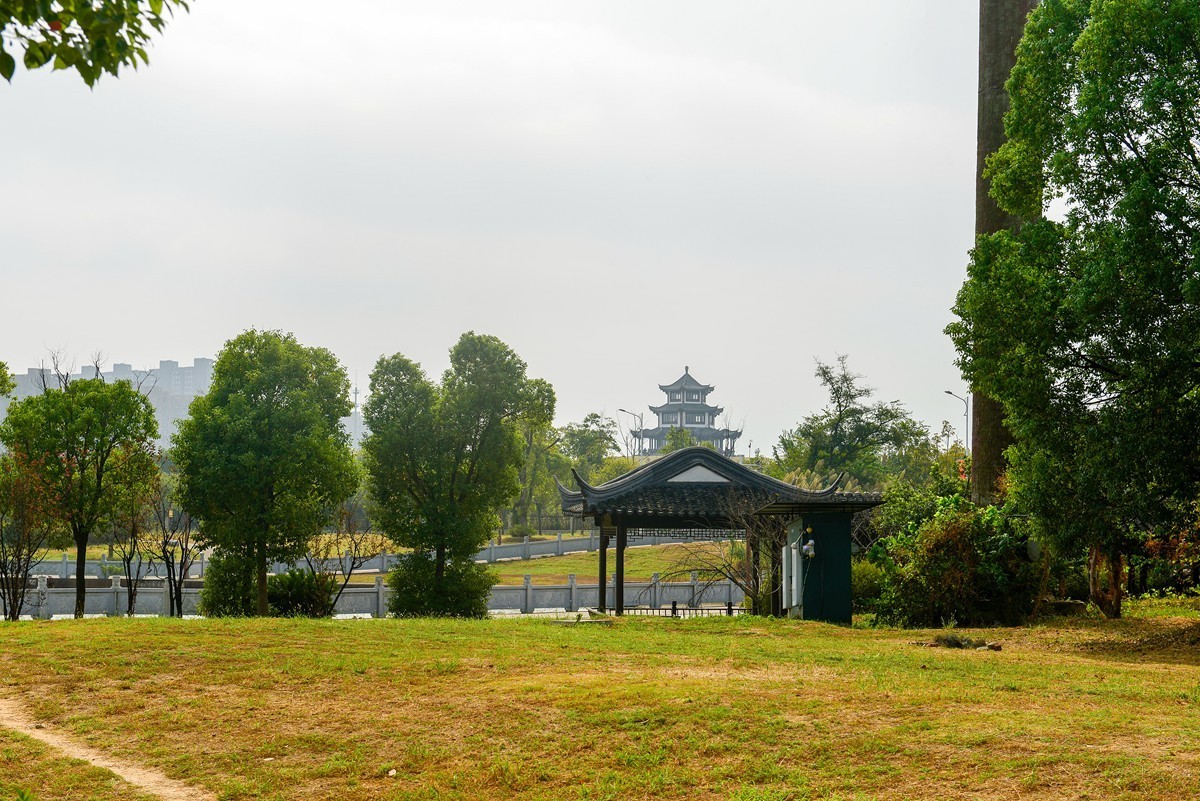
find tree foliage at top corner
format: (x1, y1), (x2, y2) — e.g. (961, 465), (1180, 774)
(0, 0), (188, 85)
(947, 0), (1200, 609)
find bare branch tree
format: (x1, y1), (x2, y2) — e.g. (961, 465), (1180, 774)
(149, 472), (197, 617)
(0, 454), (54, 621)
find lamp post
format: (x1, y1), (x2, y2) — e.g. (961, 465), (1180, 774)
(944, 390), (969, 454)
(617, 408), (644, 457)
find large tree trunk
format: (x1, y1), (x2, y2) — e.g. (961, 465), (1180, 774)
(1088, 545), (1124, 619)
(256, 541), (269, 616)
(971, 0), (1039, 504)
(73, 534), (88, 619)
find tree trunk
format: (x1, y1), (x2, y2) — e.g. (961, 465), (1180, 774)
(256, 541), (269, 616)
(74, 534), (88, 619)
(1087, 545), (1124, 619)
(971, 0), (1039, 505)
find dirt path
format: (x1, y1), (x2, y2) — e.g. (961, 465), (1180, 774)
(0, 695), (215, 801)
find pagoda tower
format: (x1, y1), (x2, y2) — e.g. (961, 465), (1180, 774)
(632, 367), (742, 456)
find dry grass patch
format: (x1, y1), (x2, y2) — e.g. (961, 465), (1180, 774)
(0, 609), (1197, 799)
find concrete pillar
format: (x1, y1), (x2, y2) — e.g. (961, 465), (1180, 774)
(375, 575), (386, 618)
(523, 575), (533, 614)
(568, 574), (577, 612)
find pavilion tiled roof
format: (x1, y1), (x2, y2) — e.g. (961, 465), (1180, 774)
(558, 447), (883, 520)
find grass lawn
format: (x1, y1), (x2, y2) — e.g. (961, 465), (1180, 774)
(343, 541), (724, 586)
(1, 601), (1198, 800)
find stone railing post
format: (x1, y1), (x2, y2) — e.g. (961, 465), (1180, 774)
(650, 573), (660, 609)
(375, 575), (386, 618)
(523, 575), (533, 614)
(690, 571), (699, 608)
(567, 574), (576, 612)
(37, 576), (50, 620)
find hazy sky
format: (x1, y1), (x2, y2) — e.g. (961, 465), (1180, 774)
(1, 1), (980, 453)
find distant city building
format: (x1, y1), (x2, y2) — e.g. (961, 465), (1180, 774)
(631, 367), (742, 456)
(2, 358), (215, 448)
(2, 357), (364, 449)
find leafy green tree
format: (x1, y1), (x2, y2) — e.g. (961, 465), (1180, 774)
(949, 0), (1200, 617)
(772, 356), (932, 490)
(363, 332), (553, 616)
(0, 360), (13, 397)
(661, 426), (706, 454)
(508, 380), (557, 531)
(1, 0), (187, 85)
(173, 330), (357, 616)
(0, 452), (56, 620)
(590, 455), (638, 486)
(0, 377), (158, 617)
(559, 413), (619, 483)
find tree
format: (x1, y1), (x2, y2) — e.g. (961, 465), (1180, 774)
(305, 466), (390, 607)
(949, 0), (1200, 617)
(508, 380), (557, 531)
(173, 330), (357, 616)
(661, 426), (701, 454)
(0, 376), (158, 617)
(0, 453), (54, 621)
(772, 356), (931, 491)
(969, 0), (1040, 504)
(103, 447), (158, 615)
(363, 332), (554, 616)
(1, 0), (187, 85)
(0, 360), (13, 398)
(559, 413), (619, 483)
(148, 466), (197, 617)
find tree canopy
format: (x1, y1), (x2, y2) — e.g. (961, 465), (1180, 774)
(363, 332), (553, 616)
(173, 329), (357, 615)
(772, 356), (933, 491)
(558, 413), (619, 484)
(1, 0), (187, 85)
(948, 0), (1200, 616)
(0, 376), (158, 617)
(0, 361), (12, 397)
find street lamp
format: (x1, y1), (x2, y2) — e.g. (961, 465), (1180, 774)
(944, 390), (969, 454)
(617, 408), (644, 457)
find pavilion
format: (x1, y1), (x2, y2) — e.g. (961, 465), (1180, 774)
(557, 447), (883, 623)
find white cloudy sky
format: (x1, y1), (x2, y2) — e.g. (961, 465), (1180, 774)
(1, 1), (979, 452)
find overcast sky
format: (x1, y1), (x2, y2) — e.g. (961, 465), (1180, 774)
(1, 1), (980, 453)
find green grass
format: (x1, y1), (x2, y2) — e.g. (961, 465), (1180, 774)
(489, 541), (722, 585)
(0, 729), (158, 801)
(1, 606), (1198, 799)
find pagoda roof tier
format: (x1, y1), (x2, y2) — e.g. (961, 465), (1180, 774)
(648, 402), (724, 415)
(558, 446), (882, 521)
(634, 426), (740, 440)
(658, 367), (714, 394)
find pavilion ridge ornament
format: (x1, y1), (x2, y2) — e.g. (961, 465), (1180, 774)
(631, 366), (742, 456)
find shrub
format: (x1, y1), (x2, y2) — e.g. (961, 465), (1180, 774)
(851, 558), (883, 614)
(268, 569), (337, 617)
(873, 499), (1041, 627)
(198, 551), (256, 617)
(507, 524), (537, 541)
(386, 551), (495, 618)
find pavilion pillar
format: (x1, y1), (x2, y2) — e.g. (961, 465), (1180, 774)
(749, 531), (761, 615)
(615, 518), (627, 616)
(769, 536), (782, 617)
(598, 525), (610, 613)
